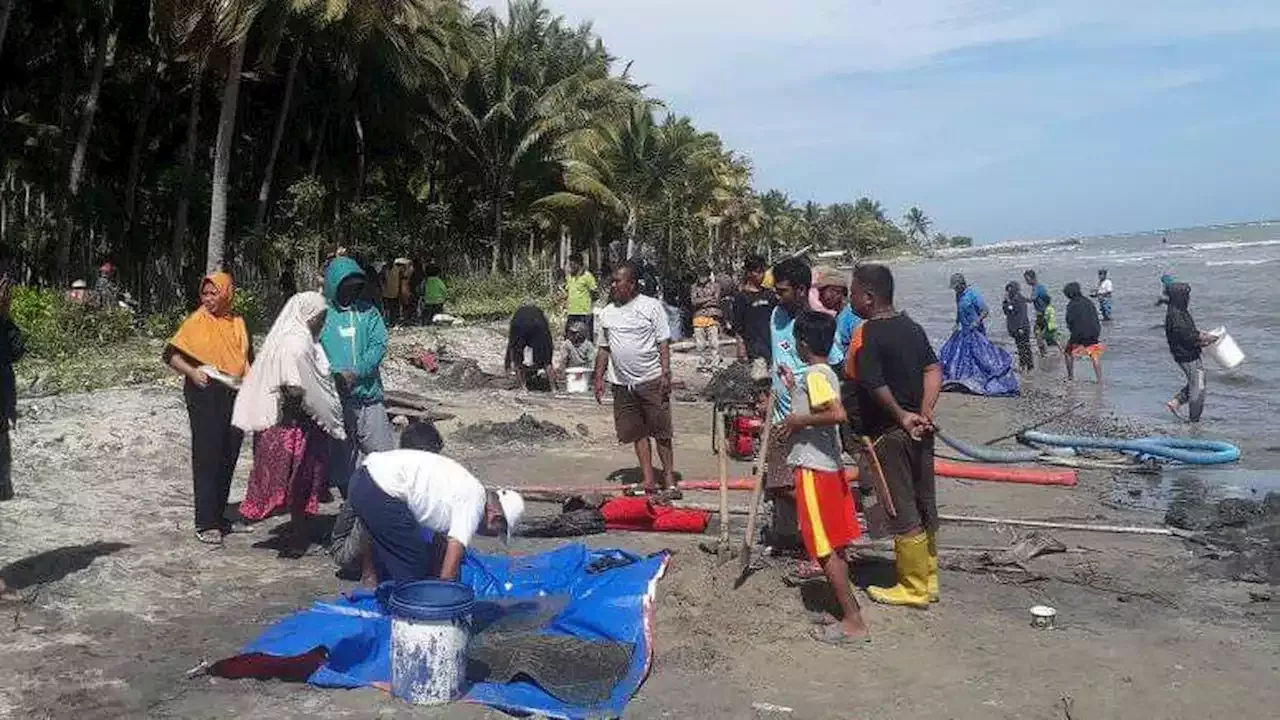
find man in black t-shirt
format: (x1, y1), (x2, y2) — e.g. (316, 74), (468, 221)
(732, 254), (777, 382)
(848, 263), (942, 609)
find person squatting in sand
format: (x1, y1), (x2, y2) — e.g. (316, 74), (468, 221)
(594, 260), (677, 496)
(847, 263), (942, 608)
(775, 310), (871, 646)
(1062, 281), (1104, 384)
(349, 422), (525, 585)
(164, 272), (253, 545)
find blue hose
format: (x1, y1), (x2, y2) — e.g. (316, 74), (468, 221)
(1020, 430), (1240, 465)
(936, 430), (1042, 463)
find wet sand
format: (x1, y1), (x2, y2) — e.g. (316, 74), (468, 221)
(0, 323), (1276, 719)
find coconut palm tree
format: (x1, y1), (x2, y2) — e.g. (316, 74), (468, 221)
(904, 206), (931, 247)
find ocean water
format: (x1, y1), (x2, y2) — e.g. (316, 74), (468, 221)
(886, 221), (1280, 480)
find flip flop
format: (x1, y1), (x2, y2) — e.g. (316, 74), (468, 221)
(195, 529), (224, 545)
(809, 623), (870, 647)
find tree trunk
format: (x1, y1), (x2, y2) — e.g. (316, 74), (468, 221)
(352, 111), (366, 203)
(57, 17), (112, 278)
(253, 45), (301, 238)
(173, 64), (204, 275)
(124, 63), (161, 241)
(0, 0), (15, 58)
(592, 224), (602, 272)
(206, 33), (249, 274)
(489, 191), (502, 275)
(308, 104), (329, 176)
(624, 206), (637, 259)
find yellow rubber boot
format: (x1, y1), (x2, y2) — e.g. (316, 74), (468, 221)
(926, 530), (939, 603)
(866, 533), (931, 609)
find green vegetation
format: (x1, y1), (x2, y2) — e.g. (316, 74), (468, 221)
(0, 0), (975, 322)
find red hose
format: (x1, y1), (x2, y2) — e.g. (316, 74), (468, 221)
(518, 460), (1075, 496)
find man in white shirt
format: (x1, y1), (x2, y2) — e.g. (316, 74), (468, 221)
(348, 423), (524, 585)
(1092, 268), (1114, 321)
(592, 260), (677, 495)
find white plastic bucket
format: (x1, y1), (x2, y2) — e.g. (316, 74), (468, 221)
(389, 581), (474, 705)
(1205, 326), (1244, 369)
(565, 367), (592, 394)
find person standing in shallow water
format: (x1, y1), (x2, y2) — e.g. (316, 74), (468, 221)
(1092, 269), (1113, 321)
(1163, 283), (1215, 422)
(1024, 269), (1053, 356)
(1002, 281), (1034, 371)
(1062, 282), (1104, 383)
(164, 272), (252, 545)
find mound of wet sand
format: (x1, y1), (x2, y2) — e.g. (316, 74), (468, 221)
(434, 357), (498, 390)
(1167, 492), (1279, 585)
(454, 413), (571, 446)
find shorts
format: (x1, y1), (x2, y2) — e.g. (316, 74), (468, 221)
(347, 467), (447, 582)
(1066, 342), (1105, 360)
(612, 379), (673, 443)
(794, 467), (860, 559)
(870, 428), (937, 536)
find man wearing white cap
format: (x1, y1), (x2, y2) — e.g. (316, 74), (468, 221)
(348, 422), (524, 585)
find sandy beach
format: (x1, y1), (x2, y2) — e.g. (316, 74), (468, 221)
(1, 321), (1276, 719)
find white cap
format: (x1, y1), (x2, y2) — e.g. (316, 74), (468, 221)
(496, 489), (525, 543)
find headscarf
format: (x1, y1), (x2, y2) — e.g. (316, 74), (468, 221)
(232, 292), (345, 438)
(1160, 272), (1176, 289)
(168, 272), (250, 378)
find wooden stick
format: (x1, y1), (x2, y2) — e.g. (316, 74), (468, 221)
(716, 409), (731, 557)
(983, 402), (1085, 445)
(938, 513), (1180, 537)
(859, 436), (897, 519)
(738, 391), (776, 573)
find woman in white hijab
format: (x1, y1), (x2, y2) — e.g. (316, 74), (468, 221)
(233, 292), (346, 555)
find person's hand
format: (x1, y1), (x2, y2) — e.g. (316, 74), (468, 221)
(593, 376), (605, 404)
(898, 411), (932, 440)
(339, 370), (357, 386)
(189, 368), (210, 388)
(773, 417), (793, 444)
(778, 365), (796, 391)
(658, 372), (671, 398)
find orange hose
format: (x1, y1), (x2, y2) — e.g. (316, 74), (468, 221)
(518, 459), (1076, 496)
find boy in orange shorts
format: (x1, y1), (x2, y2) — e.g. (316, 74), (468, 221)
(776, 310), (870, 646)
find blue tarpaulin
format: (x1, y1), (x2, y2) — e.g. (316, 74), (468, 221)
(218, 545), (669, 719)
(939, 328), (1020, 397)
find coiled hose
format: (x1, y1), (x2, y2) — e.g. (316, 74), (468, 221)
(1019, 430), (1240, 465)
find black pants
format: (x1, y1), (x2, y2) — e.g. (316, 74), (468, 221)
(184, 381), (243, 532)
(0, 429), (11, 501)
(1011, 327), (1035, 370)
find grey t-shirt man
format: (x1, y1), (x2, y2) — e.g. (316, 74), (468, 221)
(598, 294), (671, 387)
(785, 363), (843, 472)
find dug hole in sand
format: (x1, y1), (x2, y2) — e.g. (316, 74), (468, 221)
(0, 320), (1276, 719)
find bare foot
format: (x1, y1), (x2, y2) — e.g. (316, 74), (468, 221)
(1165, 400), (1182, 418)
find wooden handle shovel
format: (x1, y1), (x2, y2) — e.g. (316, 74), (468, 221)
(737, 391), (776, 574)
(716, 408), (732, 564)
(859, 435), (897, 519)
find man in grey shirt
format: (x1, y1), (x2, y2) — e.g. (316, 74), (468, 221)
(593, 260), (676, 494)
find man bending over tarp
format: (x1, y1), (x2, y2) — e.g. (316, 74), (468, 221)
(938, 273), (1019, 396)
(350, 422), (525, 585)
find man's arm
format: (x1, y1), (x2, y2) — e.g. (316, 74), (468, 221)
(438, 538), (466, 580)
(921, 362), (942, 421)
(658, 341), (671, 395)
(353, 313), (388, 379)
(593, 345), (610, 403)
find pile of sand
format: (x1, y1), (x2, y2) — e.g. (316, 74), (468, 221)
(453, 413), (571, 446)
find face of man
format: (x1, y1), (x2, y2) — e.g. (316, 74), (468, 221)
(569, 258), (582, 275)
(819, 284), (847, 312)
(775, 279), (806, 313)
(849, 277), (876, 318)
(336, 276), (366, 308)
(610, 266), (636, 303)
(745, 267), (764, 286)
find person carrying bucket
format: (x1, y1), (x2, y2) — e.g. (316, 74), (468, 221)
(1163, 282), (1215, 422)
(348, 423), (525, 585)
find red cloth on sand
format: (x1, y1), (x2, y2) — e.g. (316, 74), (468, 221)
(601, 496), (710, 533)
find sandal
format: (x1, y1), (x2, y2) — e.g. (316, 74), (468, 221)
(195, 529), (224, 545)
(809, 623), (870, 647)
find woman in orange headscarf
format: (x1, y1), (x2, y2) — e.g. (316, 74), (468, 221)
(164, 272), (252, 544)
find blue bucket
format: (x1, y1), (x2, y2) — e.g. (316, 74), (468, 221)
(388, 581), (475, 705)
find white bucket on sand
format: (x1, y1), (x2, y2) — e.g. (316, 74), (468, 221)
(1205, 326), (1244, 370)
(565, 367), (592, 394)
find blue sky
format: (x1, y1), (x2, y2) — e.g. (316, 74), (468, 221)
(478, 1), (1280, 242)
